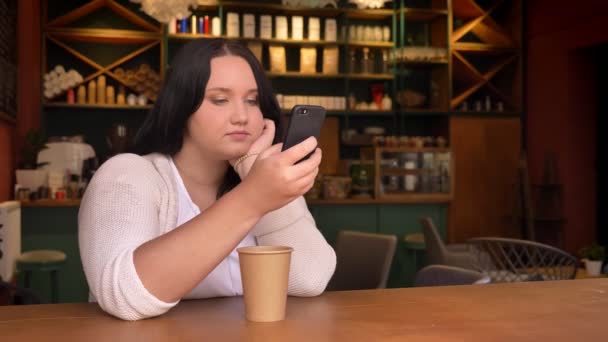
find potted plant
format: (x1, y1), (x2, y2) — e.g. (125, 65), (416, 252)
(15, 130), (49, 193)
(579, 244), (606, 277)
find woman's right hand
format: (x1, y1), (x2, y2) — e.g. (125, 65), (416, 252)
(239, 136), (321, 216)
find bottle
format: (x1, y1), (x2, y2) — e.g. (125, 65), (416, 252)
(349, 49), (357, 74)
(198, 17), (204, 34)
(191, 15), (197, 34)
(97, 76), (106, 104)
(67, 89), (75, 104)
(362, 47), (370, 74)
(381, 50), (389, 74)
(87, 80), (96, 104)
(381, 94), (391, 111)
(180, 18), (188, 33)
(440, 163), (450, 193)
(77, 85), (86, 104)
(106, 85), (115, 104)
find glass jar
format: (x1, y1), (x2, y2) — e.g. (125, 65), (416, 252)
(381, 158), (399, 193)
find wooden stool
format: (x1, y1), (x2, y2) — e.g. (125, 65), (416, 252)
(17, 250), (66, 303)
(403, 233), (426, 272)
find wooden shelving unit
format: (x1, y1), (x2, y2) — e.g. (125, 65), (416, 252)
(266, 72), (394, 80)
(42, 0), (163, 107)
(371, 146), (453, 201)
(402, 8), (449, 22)
(450, 0), (522, 112)
(43, 102), (152, 110)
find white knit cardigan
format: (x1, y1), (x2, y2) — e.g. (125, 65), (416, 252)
(78, 153), (336, 320)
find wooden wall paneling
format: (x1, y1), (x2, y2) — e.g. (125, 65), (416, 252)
(449, 117), (521, 243)
(319, 116), (340, 176)
(482, 118), (521, 238)
(449, 117), (486, 242)
(0, 122), (15, 201)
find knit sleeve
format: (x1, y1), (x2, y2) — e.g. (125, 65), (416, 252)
(252, 197), (336, 296)
(78, 154), (179, 320)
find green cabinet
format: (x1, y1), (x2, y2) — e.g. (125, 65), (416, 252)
(309, 203), (447, 287)
(20, 206), (88, 303)
(19, 202), (446, 303)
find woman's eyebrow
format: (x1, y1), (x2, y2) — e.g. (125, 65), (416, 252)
(206, 87), (231, 92)
(206, 87), (258, 94)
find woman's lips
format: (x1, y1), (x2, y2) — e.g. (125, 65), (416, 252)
(226, 131), (250, 141)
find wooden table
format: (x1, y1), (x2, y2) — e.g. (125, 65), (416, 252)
(1, 279), (607, 341)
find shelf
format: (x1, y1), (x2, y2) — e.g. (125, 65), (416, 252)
(451, 51), (519, 109)
(381, 168), (421, 176)
(46, 28), (161, 44)
(169, 35), (392, 48)
(452, 0), (485, 19)
(402, 8), (448, 21)
(394, 60), (449, 67)
(375, 193), (452, 203)
(452, 42), (519, 54)
(347, 41), (394, 48)
(43, 102), (153, 110)
(167, 33), (219, 40)
(20, 199), (81, 207)
(376, 147), (451, 153)
(344, 8), (395, 20)
(46, 0), (161, 33)
(450, 111), (520, 117)
(307, 194), (451, 205)
(282, 110), (394, 116)
(347, 73), (394, 80)
(267, 72), (343, 79)
(451, 0), (514, 46)
(348, 110), (394, 115)
(399, 108), (449, 115)
(0, 112), (16, 125)
(241, 37), (340, 46)
(267, 72), (393, 80)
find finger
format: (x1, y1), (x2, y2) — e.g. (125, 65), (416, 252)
(293, 167), (319, 193)
(288, 148), (322, 179)
(258, 119), (275, 143)
(280, 136), (318, 166)
(259, 143), (283, 159)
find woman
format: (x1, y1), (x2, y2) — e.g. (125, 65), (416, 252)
(78, 39), (336, 321)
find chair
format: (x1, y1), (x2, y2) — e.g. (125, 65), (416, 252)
(414, 265), (491, 287)
(17, 250), (67, 303)
(327, 230), (397, 291)
(468, 237), (578, 282)
(420, 217), (477, 269)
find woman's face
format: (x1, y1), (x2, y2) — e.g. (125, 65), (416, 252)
(183, 55), (265, 160)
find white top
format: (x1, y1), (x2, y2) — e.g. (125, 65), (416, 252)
(78, 153), (336, 321)
(169, 158), (256, 298)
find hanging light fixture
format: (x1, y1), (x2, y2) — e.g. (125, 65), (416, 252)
(130, 0), (199, 23)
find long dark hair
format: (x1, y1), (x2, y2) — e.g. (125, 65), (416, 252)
(131, 38), (282, 197)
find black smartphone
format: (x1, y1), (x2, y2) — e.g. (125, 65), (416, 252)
(281, 105), (326, 162)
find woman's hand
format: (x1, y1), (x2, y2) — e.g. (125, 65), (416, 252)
(230, 119), (275, 179)
(238, 136), (321, 216)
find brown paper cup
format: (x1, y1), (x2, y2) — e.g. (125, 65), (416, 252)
(237, 246), (293, 322)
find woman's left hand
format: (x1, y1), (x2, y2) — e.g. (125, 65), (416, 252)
(231, 119), (275, 179)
